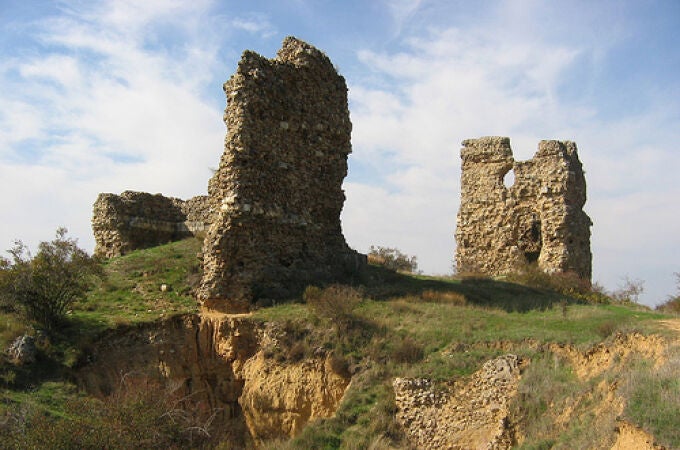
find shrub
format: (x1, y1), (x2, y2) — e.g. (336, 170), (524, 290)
(303, 285), (362, 333)
(328, 352), (350, 377)
(0, 228), (103, 331)
(390, 336), (424, 364)
(507, 264), (610, 304)
(657, 297), (680, 314)
(0, 379), (221, 449)
(611, 276), (645, 304)
(596, 320), (617, 338)
(420, 289), (466, 305)
(367, 246), (418, 273)
(657, 272), (680, 314)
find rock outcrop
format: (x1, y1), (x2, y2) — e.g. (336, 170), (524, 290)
(198, 37), (365, 311)
(92, 191), (211, 258)
(455, 137), (592, 280)
(7, 334), (36, 365)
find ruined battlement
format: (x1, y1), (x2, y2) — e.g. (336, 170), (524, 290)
(197, 37), (364, 311)
(92, 191), (211, 258)
(455, 137), (592, 280)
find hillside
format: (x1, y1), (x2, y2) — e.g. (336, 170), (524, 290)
(1, 237), (678, 449)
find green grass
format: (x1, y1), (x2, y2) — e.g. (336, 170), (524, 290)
(623, 347), (680, 448)
(73, 237), (202, 332)
(1, 239), (678, 449)
(251, 276), (671, 448)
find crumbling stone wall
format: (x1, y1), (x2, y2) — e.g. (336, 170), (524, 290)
(455, 137), (592, 280)
(197, 37), (365, 311)
(92, 191), (211, 258)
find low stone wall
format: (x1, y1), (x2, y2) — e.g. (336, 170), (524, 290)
(92, 190), (211, 258)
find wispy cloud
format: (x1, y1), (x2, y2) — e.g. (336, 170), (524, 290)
(230, 14), (277, 38)
(343, 2), (680, 304)
(0, 0), (225, 251)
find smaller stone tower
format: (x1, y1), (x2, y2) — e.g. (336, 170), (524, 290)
(455, 137), (592, 280)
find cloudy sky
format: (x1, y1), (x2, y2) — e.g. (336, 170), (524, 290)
(1, 0), (678, 306)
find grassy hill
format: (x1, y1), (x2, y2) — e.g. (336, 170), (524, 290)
(1, 237), (678, 449)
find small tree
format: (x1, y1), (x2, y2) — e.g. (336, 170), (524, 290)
(367, 246), (418, 273)
(0, 228), (102, 331)
(611, 276), (645, 304)
(657, 272), (680, 313)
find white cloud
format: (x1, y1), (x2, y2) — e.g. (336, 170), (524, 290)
(230, 15), (276, 38)
(343, 7), (680, 305)
(0, 0), (225, 253)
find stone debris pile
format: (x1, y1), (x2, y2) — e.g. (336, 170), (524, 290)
(394, 354), (522, 449)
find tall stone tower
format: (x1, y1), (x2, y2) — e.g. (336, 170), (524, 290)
(455, 137), (592, 280)
(198, 37), (365, 312)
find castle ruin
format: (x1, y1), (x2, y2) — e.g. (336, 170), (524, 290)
(455, 137), (592, 280)
(197, 37), (365, 311)
(92, 191), (211, 258)
(92, 38), (365, 311)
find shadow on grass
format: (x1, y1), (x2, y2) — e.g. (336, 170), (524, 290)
(360, 265), (569, 313)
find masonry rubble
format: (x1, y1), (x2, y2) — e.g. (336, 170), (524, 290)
(455, 137), (592, 280)
(394, 354), (522, 449)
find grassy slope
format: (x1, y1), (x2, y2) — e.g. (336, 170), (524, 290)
(1, 238), (677, 449)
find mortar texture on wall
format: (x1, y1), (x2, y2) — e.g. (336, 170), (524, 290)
(455, 137), (592, 280)
(197, 37), (365, 312)
(92, 191), (211, 258)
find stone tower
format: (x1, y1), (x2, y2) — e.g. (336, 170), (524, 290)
(197, 37), (365, 312)
(455, 137), (592, 280)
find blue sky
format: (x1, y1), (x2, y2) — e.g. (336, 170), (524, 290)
(1, 0), (678, 305)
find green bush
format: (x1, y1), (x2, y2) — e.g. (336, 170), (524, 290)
(0, 228), (103, 331)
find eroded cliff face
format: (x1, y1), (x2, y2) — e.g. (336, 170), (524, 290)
(393, 335), (672, 450)
(75, 313), (349, 447)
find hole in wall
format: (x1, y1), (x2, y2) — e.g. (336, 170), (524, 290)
(519, 216), (542, 264)
(524, 251), (540, 264)
(503, 168), (516, 188)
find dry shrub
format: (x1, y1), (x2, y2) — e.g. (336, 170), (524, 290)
(303, 285), (362, 333)
(657, 297), (680, 314)
(596, 321), (617, 338)
(656, 272), (680, 314)
(287, 340), (308, 362)
(611, 276), (645, 304)
(0, 377), (224, 449)
(420, 289), (466, 305)
(328, 352), (350, 377)
(391, 336), (424, 364)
